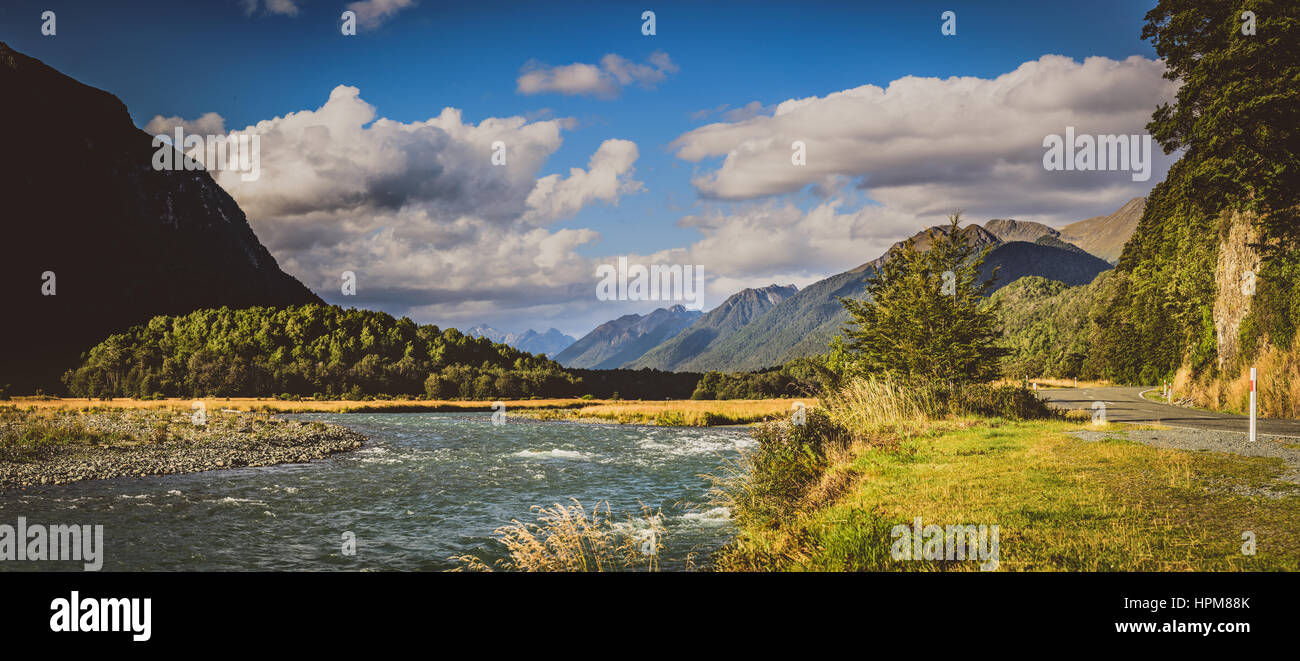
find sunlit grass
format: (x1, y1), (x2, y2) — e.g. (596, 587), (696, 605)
(512, 398), (817, 426)
(717, 418), (1300, 571)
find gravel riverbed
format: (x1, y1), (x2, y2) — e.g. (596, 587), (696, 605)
(0, 407), (366, 489)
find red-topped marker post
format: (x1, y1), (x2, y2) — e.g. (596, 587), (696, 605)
(1249, 367), (1257, 443)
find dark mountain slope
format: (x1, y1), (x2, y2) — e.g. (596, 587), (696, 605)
(627, 284), (797, 370)
(0, 42), (321, 392)
(552, 305), (701, 369)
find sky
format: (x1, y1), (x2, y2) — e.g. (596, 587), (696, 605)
(0, 0), (1178, 337)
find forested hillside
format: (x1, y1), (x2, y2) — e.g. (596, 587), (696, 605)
(999, 2), (1300, 416)
(62, 305), (580, 399)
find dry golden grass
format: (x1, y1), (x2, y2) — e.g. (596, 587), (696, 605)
(1175, 336), (1300, 418)
(993, 377), (1112, 389)
(453, 499), (665, 572)
(513, 398), (817, 426)
(10, 397), (812, 426)
(8, 397), (607, 414)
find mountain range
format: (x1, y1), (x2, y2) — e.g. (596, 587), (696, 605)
(552, 305), (702, 369)
(466, 325), (576, 357)
(627, 285), (798, 371)
(562, 202), (1141, 373)
(0, 43), (320, 392)
(985, 197), (1145, 264)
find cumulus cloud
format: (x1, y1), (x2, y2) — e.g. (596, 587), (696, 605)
(671, 55), (1179, 224)
(183, 85), (641, 333)
(524, 139), (644, 223)
(345, 0), (415, 29)
(144, 112), (227, 136)
(517, 51), (677, 99)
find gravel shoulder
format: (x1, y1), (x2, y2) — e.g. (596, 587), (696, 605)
(1066, 427), (1300, 490)
(0, 407), (366, 489)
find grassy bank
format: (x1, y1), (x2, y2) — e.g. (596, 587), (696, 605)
(512, 399), (816, 426)
(713, 378), (1300, 571)
(8, 397), (807, 426)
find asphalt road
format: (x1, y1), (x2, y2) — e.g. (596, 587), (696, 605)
(1038, 386), (1300, 438)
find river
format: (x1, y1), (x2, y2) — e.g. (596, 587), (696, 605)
(0, 413), (755, 571)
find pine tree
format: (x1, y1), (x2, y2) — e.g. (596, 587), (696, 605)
(838, 213), (1008, 384)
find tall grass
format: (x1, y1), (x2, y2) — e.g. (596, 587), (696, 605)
(1175, 336), (1300, 418)
(825, 376), (1056, 432)
(454, 499), (664, 572)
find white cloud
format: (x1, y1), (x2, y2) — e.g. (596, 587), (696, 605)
(517, 51), (677, 99)
(524, 139), (644, 223)
(345, 0), (415, 30)
(182, 85), (642, 334)
(144, 111), (227, 136)
(671, 55), (1179, 224)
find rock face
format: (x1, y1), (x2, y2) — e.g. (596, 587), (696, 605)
(628, 285), (798, 371)
(1213, 210), (1264, 370)
(0, 42), (321, 393)
(553, 305), (702, 369)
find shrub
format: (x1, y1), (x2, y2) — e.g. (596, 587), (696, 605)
(717, 408), (853, 528)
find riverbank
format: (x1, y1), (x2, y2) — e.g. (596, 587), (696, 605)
(715, 414), (1300, 571)
(6, 397), (813, 427)
(512, 399), (816, 426)
(0, 406), (366, 489)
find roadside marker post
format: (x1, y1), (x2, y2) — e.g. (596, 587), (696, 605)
(1250, 367), (1257, 443)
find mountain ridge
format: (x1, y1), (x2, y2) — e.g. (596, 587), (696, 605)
(0, 42), (322, 392)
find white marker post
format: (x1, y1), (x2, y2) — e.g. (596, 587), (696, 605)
(1249, 367), (1257, 443)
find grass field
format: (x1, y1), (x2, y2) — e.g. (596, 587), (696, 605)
(716, 417), (1300, 571)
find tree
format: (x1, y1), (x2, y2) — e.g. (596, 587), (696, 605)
(838, 213), (1008, 383)
(1142, 0), (1300, 241)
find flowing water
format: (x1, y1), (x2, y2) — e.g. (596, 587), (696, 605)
(0, 413), (755, 571)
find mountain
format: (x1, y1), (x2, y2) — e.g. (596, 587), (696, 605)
(627, 285), (798, 371)
(510, 328), (576, 357)
(983, 218), (1060, 243)
(865, 224), (1002, 271)
(669, 218), (1119, 372)
(0, 43), (321, 393)
(553, 305), (702, 369)
(1059, 197), (1146, 263)
(466, 324), (509, 344)
(466, 325), (576, 357)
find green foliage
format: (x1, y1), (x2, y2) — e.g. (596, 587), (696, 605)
(62, 304), (580, 399)
(1079, 1), (1300, 385)
(724, 409), (853, 527)
(689, 365), (818, 400)
(1142, 0), (1300, 241)
(992, 275), (1107, 378)
(839, 214), (1008, 384)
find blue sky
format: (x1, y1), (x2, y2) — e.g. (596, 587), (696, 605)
(1, 1), (1172, 336)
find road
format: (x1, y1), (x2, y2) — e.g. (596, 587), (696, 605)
(1038, 386), (1300, 438)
